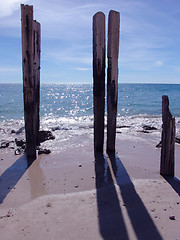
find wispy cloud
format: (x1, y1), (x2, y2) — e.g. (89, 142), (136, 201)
(46, 43), (92, 67)
(0, 67), (20, 73)
(0, 0), (180, 83)
(0, 0), (28, 17)
(75, 67), (91, 71)
(155, 61), (163, 67)
(49, 52), (92, 66)
(175, 66), (180, 72)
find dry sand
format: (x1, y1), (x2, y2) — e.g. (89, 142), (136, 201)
(0, 132), (180, 240)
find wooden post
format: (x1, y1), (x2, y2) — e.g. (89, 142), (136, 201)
(33, 20), (41, 145)
(107, 10), (120, 153)
(21, 4), (37, 160)
(160, 95), (175, 176)
(93, 12), (105, 153)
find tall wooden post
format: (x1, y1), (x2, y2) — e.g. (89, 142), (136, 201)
(93, 12), (105, 153)
(33, 21), (41, 145)
(160, 95), (175, 176)
(107, 10), (120, 153)
(21, 4), (41, 160)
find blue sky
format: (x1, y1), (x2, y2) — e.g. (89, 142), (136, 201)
(0, 0), (180, 84)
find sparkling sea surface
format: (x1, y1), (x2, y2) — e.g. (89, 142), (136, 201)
(0, 83), (180, 149)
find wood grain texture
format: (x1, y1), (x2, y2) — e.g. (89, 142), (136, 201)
(33, 20), (41, 145)
(160, 95), (175, 176)
(21, 4), (40, 160)
(93, 12), (105, 153)
(107, 10), (120, 153)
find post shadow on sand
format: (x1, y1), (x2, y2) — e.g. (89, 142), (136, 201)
(95, 153), (129, 240)
(108, 153), (163, 240)
(163, 176), (180, 196)
(0, 155), (33, 204)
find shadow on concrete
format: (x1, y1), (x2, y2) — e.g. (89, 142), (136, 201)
(0, 155), (33, 204)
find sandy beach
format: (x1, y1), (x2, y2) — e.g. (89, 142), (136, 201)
(1, 0), (180, 239)
(0, 131), (180, 240)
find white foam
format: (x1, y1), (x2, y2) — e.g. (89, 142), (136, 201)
(1, 115), (180, 152)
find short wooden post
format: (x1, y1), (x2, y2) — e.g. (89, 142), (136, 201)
(21, 4), (37, 160)
(93, 12), (105, 153)
(33, 20), (41, 145)
(107, 10), (120, 153)
(160, 95), (175, 176)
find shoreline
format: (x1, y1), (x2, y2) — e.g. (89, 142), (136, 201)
(0, 132), (180, 239)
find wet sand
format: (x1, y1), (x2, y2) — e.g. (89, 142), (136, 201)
(0, 133), (180, 240)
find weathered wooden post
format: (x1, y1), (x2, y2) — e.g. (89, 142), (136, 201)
(106, 10), (120, 153)
(160, 95), (175, 176)
(33, 20), (41, 145)
(93, 12), (105, 153)
(21, 4), (41, 160)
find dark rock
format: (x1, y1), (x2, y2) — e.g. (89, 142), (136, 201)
(117, 126), (131, 129)
(38, 148), (51, 155)
(14, 148), (22, 155)
(15, 127), (25, 135)
(143, 125), (157, 131)
(46, 203), (52, 208)
(21, 144), (26, 149)
(169, 216), (175, 220)
(0, 141), (10, 148)
(38, 131), (55, 143)
(15, 138), (26, 147)
(156, 141), (162, 148)
(175, 136), (180, 144)
(51, 126), (61, 131)
(11, 128), (24, 134)
(137, 130), (150, 134)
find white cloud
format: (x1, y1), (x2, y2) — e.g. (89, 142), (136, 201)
(75, 67), (91, 71)
(47, 43), (92, 66)
(0, 67), (20, 72)
(155, 61), (163, 67)
(50, 53), (92, 65)
(0, 0), (180, 83)
(0, 0), (28, 17)
(175, 66), (180, 72)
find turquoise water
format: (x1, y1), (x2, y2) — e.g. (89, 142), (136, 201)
(118, 84), (180, 117)
(1, 83), (180, 121)
(0, 83), (180, 144)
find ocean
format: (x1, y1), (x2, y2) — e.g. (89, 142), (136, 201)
(1, 83), (180, 151)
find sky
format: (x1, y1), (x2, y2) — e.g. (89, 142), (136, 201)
(0, 0), (180, 84)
